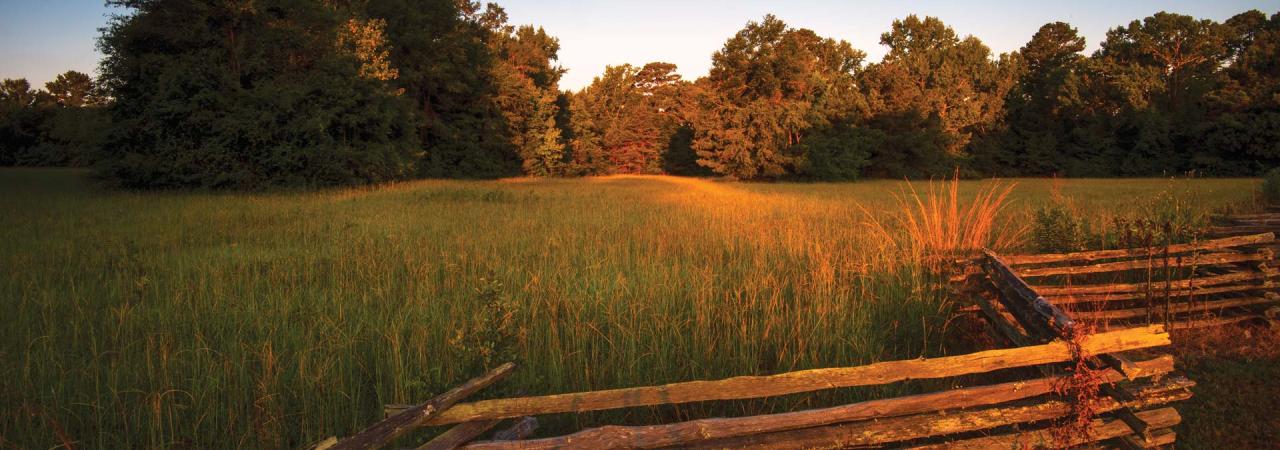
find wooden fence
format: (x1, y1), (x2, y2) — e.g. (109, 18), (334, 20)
(1209, 211), (1280, 244)
(989, 232), (1279, 330)
(315, 309), (1188, 447)
(303, 234), (1280, 449)
(312, 326), (1179, 450)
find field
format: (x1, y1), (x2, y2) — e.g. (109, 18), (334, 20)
(0, 169), (1262, 449)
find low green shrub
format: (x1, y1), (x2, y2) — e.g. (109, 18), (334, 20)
(1032, 201), (1087, 253)
(1262, 168), (1280, 205)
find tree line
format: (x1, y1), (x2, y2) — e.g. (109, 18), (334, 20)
(1, 1), (1277, 188)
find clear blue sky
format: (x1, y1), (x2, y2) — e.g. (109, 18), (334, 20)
(2, 0), (1278, 91)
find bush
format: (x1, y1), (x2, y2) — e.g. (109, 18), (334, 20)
(1263, 168), (1280, 205)
(1033, 201), (1087, 253)
(448, 274), (524, 373)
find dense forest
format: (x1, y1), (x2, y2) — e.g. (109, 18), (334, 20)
(1, 0), (1278, 188)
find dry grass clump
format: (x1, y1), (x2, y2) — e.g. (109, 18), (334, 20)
(863, 172), (1026, 268)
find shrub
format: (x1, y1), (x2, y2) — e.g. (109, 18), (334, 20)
(1033, 200), (1087, 253)
(1263, 168), (1280, 205)
(448, 274), (524, 373)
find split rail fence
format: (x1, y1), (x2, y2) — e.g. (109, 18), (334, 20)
(302, 240), (1249, 447)
(988, 232), (1280, 330)
(1209, 211), (1280, 243)
(307, 234), (1280, 449)
(313, 326), (1179, 450)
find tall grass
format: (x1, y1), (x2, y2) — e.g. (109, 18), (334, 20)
(863, 174), (1025, 267)
(0, 169), (1257, 449)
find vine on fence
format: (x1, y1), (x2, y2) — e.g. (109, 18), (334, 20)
(1050, 322), (1106, 449)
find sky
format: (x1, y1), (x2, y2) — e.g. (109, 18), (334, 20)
(2, 0), (1278, 91)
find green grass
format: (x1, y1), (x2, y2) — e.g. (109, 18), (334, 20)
(1172, 325), (1280, 449)
(0, 169), (1259, 449)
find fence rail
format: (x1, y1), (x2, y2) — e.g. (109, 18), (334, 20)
(998, 232), (1279, 330)
(311, 234), (1279, 449)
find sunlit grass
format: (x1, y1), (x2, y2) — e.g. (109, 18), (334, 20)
(0, 169), (1258, 449)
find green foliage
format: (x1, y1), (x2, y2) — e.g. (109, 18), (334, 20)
(0, 79), (45, 165)
(44, 71), (103, 108)
(861, 15), (1013, 176)
(489, 22), (569, 176)
(978, 10), (1280, 177)
(1032, 201), (1087, 253)
(371, 0), (518, 179)
(1262, 168), (1280, 204)
(448, 274), (525, 372)
(1, 74), (109, 167)
(13, 5), (1280, 183)
(97, 0), (419, 189)
(568, 62), (683, 175)
(797, 124), (875, 181)
(688, 15), (866, 179)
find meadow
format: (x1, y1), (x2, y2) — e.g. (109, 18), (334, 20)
(0, 169), (1260, 449)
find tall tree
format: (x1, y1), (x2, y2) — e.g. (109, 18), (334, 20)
(689, 15), (867, 179)
(2, 74), (109, 167)
(1195, 10), (1280, 173)
(976, 22), (1086, 175)
(1090, 12), (1229, 174)
(1097, 12), (1227, 113)
(860, 15), (1012, 177)
(568, 62), (682, 174)
(367, 0), (518, 178)
(97, 0), (418, 188)
(44, 71), (101, 107)
(0, 78), (44, 165)
(489, 22), (568, 176)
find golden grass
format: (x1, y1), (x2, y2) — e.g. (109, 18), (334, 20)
(861, 174), (1025, 268)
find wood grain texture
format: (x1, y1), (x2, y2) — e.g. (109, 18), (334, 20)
(415, 421), (500, 450)
(1049, 281), (1275, 304)
(459, 358), (1176, 449)
(1033, 270), (1277, 296)
(907, 407), (1181, 450)
(1001, 233), (1273, 266)
(1073, 295), (1279, 320)
(412, 327), (1167, 426)
(678, 378), (1191, 449)
(1016, 251), (1270, 278)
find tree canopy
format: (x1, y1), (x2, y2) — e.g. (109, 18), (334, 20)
(3, 5), (1279, 186)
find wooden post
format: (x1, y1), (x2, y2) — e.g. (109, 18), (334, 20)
(983, 249), (1160, 440)
(983, 249), (1075, 333)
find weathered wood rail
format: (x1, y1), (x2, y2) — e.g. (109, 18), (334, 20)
(1208, 212), (1280, 243)
(994, 233), (1280, 330)
(316, 324), (1181, 448)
